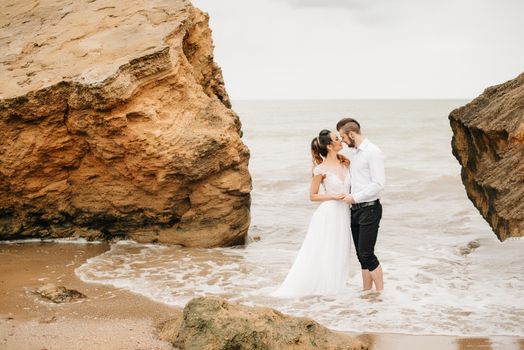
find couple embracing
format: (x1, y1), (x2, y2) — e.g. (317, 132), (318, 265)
(274, 118), (385, 297)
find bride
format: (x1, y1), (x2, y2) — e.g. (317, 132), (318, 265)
(273, 129), (351, 297)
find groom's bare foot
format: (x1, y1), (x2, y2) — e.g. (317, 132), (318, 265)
(359, 290), (382, 301)
(359, 291), (374, 299)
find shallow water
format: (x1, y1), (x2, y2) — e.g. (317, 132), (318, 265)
(75, 100), (524, 336)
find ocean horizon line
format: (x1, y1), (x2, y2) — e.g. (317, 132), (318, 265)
(231, 98), (472, 102)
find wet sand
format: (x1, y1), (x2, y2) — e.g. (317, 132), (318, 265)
(0, 242), (522, 350)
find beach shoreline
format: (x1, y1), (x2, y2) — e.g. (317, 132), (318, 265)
(0, 242), (521, 350)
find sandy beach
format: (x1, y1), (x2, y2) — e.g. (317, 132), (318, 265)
(0, 242), (178, 350)
(0, 242), (522, 350)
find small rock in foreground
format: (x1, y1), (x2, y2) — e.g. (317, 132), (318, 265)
(35, 283), (86, 303)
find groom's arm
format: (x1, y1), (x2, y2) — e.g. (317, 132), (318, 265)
(352, 148), (385, 203)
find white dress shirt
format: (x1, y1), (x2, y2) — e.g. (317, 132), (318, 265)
(344, 138), (385, 203)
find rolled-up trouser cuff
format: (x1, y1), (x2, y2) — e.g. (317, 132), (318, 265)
(367, 260), (380, 272)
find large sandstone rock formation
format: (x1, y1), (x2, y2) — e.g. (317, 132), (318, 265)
(159, 297), (368, 350)
(449, 73), (524, 241)
(0, 0), (251, 247)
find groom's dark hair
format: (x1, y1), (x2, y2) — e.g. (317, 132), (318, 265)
(336, 117), (360, 131)
(340, 121), (361, 135)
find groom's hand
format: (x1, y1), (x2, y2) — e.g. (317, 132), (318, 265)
(332, 194), (346, 200)
(342, 194), (354, 204)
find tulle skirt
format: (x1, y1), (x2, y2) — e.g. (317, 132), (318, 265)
(273, 200), (351, 297)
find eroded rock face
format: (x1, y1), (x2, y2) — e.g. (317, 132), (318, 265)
(449, 73), (524, 241)
(160, 297), (367, 350)
(0, 0), (251, 247)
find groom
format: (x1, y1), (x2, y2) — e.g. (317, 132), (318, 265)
(337, 118), (385, 292)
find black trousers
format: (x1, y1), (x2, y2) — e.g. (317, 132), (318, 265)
(351, 201), (382, 272)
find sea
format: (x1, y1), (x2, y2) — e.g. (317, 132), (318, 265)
(74, 100), (524, 338)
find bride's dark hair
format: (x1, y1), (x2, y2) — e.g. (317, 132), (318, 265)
(311, 129), (332, 166)
(311, 129), (350, 168)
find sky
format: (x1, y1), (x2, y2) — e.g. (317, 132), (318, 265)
(191, 0), (524, 100)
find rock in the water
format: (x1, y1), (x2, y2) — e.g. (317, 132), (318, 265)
(160, 297), (367, 350)
(0, 0), (251, 247)
(459, 247), (472, 256)
(449, 73), (524, 241)
(467, 240), (480, 249)
(35, 283), (86, 303)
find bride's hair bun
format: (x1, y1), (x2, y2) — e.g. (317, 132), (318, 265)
(317, 129), (332, 156)
(311, 129), (332, 166)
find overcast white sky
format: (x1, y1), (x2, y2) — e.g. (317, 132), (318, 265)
(191, 0), (524, 99)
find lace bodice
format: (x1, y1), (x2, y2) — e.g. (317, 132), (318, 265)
(313, 164), (350, 195)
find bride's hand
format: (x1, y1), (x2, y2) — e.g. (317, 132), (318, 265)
(342, 194), (353, 204)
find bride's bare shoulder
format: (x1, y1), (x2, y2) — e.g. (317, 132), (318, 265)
(312, 163), (326, 176)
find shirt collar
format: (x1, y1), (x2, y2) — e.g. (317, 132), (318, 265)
(357, 138), (370, 151)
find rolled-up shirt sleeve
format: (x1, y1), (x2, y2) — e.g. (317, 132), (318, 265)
(352, 148), (385, 203)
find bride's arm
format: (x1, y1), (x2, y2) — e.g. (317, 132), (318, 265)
(309, 175), (345, 202)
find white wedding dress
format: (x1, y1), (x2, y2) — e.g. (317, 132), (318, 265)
(273, 163), (351, 297)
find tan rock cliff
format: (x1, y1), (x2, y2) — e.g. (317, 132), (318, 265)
(449, 73), (524, 241)
(0, 0), (251, 247)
